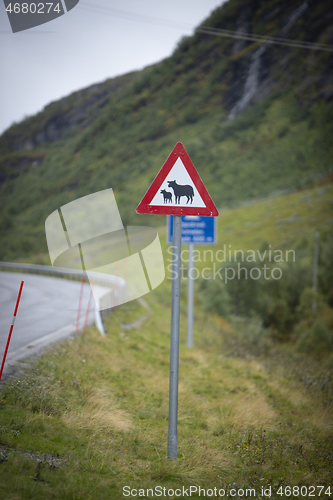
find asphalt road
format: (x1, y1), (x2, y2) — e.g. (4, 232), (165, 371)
(0, 272), (103, 380)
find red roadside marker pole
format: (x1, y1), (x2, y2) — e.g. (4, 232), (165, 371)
(76, 277), (85, 334)
(82, 281), (94, 336)
(114, 261), (118, 308)
(0, 280), (24, 382)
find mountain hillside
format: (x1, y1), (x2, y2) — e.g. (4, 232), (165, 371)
(0, 0), (332, 260)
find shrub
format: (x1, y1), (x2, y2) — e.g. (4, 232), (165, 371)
(197, 277), (231, 318)
(296, 320), (333, 356)
(296, 287), (326, 320)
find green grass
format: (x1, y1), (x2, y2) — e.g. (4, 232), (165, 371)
(0, 288), (332, 499)
(1, 179), (332, 499)
(216, 182), (333, 250)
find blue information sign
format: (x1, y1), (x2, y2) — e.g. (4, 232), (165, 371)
(167, 215), (217, 245)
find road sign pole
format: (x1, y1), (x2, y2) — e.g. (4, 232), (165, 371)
(187, 243), (194, 349)
(136, 142), (218, 459)
(167, 214), (182, 460)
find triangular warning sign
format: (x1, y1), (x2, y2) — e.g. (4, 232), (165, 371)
(136, 142), (219, 216)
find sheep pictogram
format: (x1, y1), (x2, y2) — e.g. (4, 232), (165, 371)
(167, 180), (194, 204)
(160, 189), (172, 203)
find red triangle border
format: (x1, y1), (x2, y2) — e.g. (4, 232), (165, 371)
(136, 142), (219, 217)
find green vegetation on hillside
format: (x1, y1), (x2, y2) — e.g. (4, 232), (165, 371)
(1, 167), (332, 499)
(0, 0), (332, 496)
(189, 182), (333, 346)
(0, 0), (332, 260)
(1, 95), (332, 261)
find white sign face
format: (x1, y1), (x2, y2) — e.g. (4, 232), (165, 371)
(149, 158), (206, 208)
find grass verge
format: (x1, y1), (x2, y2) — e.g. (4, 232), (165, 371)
(0, 289), (332, 499)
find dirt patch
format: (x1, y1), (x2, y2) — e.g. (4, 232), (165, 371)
(0, 445), (62, 467)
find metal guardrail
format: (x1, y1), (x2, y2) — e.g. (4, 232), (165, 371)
(0, 261), (108, 282)
(0, 261), (127, 335)
(0, 261), (86, 279)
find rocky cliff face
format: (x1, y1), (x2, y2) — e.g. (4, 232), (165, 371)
(222, 0), (333, 117)
(1, 0), (332, 259)
(0, 72), (136, 155)
(0, 0), (332, 184)
(0, 71), (136, 185)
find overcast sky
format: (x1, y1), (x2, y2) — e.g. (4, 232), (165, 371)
(0, 0), (227, 135)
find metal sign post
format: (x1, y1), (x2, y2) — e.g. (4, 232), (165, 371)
(168, 215), (217, 349)
(167, 215), (182, 459)
(187, 243), (194, 349)
(136, 142), (218, 459)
